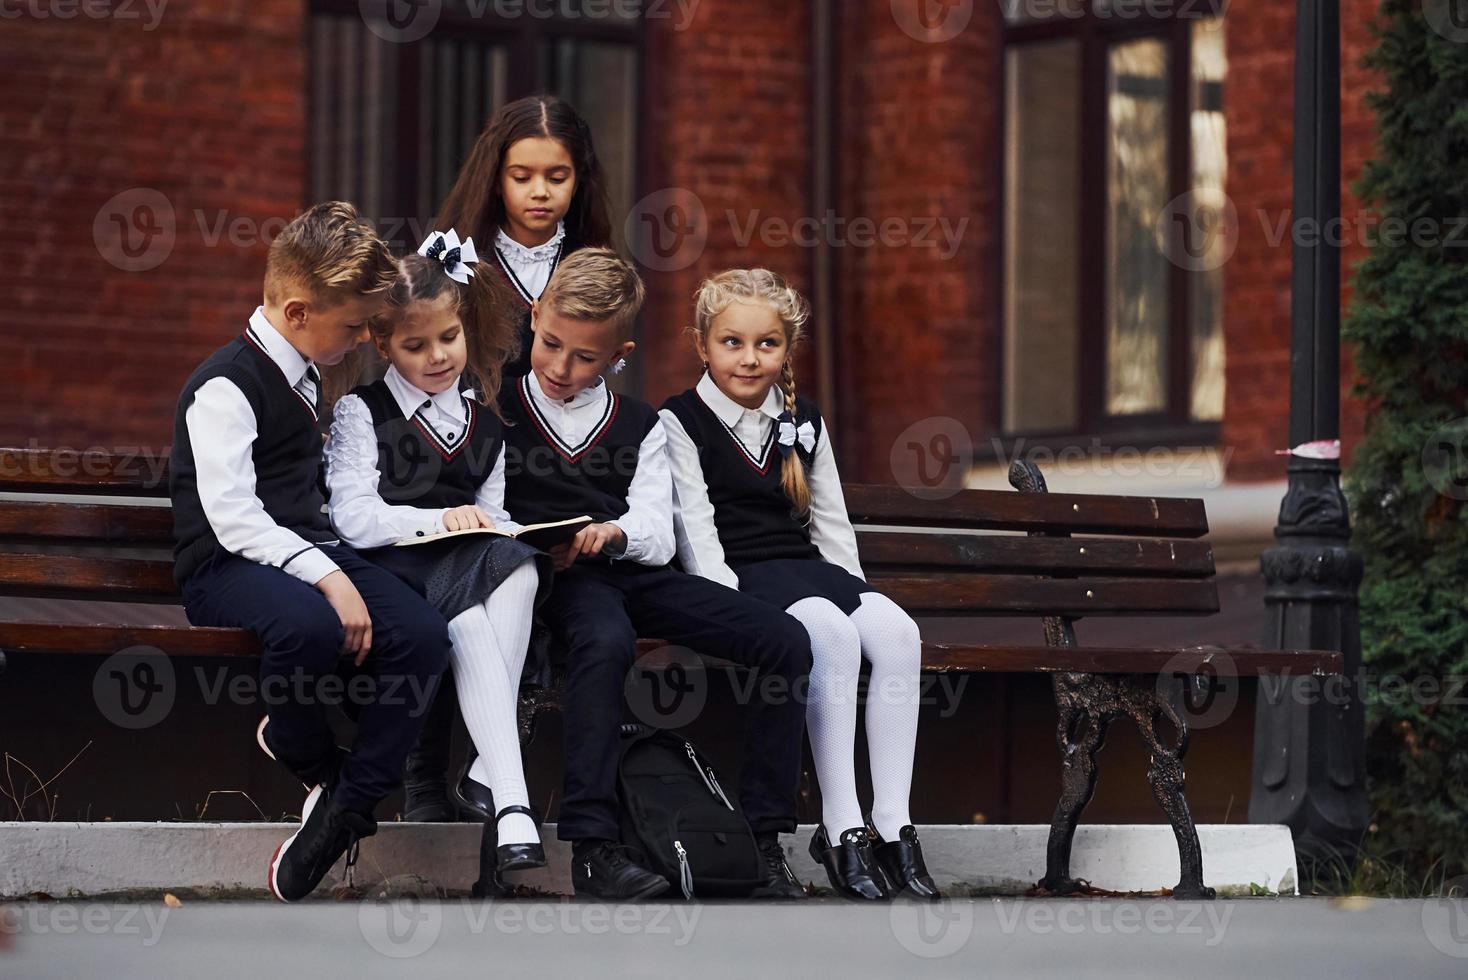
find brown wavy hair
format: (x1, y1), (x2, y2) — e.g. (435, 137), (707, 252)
(691, 269), (814, 516)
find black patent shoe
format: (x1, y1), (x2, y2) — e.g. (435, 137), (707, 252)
(494, 805), (547, 873)
(450, 758), (496, 822)
(872, 824), (941, 900)
(807, 825), (889, 901)
(752, 835), (807, 899)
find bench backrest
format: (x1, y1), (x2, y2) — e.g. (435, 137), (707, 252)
(0, 449), (1217, 618)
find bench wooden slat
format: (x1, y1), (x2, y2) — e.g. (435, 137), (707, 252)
(869, 573), (1220, 616)
(0, 621), (1342, 675)
(843, 484), (1209, 538)
(0, 555), (179, 602)
(0, 449), (170, 496)
(0, 501), (174, 544)
(854, 530), (1215, 578)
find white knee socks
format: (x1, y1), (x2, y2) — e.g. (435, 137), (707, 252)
(849, 592), (922, 842)
(446, 562), (541, 846)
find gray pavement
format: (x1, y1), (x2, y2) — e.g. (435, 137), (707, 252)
(3, 896), (1464, 979)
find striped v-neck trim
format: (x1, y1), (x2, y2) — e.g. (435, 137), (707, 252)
(518, 374), (617, 462)
(493, 238), (565, 306)
(696, 389), (776, 475)
(412, 393), (477, 460)
(243, 327), (318, 421)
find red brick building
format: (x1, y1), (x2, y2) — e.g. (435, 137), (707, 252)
(0, 0), (1387, 823)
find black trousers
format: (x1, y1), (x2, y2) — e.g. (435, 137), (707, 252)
(539, 561), (813, 841)
(181, 544), (452, 815)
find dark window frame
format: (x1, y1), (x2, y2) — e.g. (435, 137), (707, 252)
(995, 2), (1225, 458)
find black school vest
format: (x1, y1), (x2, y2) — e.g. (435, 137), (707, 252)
(350, 378), (503, 510)
(499, 374), (658, 526)
(489, 236), (582, 378)
(170, 330), (334, 586)
(660, 388), (824, 566)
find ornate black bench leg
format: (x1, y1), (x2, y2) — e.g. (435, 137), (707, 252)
(1134, 679), (1214, 899)
(1041, 676), (1110, 894)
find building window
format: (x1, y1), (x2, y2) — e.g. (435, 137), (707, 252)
(307, 1), (641, 253)
(1002, 4), (1226, 440)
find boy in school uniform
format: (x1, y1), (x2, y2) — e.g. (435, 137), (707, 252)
(499, 248), (814, 901)
(170, 201), (452, 903)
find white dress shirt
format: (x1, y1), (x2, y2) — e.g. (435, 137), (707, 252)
(325, 364), (517, 549)
(183, 307), (339, 587)
(492, 221), (566, 303)
(521, 371), (676, 566)
(660, 371), (865, 589)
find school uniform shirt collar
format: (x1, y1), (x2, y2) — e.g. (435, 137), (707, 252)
(696, 371), (784, 427)
(496, 221), (566, 264)
(383, 363), (468, 424)
(247, 307), (315, 389)
(528, 370), (608, 412)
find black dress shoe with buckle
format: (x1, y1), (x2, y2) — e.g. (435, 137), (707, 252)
(494, 805), (547, 873)
(572, 840), (671, 901)
(808, 825), (889, 900)
(752, 835), (807, 899)
(872, 824), (941, 900)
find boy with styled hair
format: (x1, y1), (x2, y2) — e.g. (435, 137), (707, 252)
(170, 201), (452, 902)
(499, 247), (813, 900)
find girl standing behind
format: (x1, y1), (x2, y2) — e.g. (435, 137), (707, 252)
(325, 231), (552, 873)
(436, 95), (612, 379)
(660, 269), (939, 902)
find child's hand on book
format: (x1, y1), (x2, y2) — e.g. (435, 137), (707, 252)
(443, 505), (495, 532)
(316, 570), (373, 665)
(557, 522), (627, 569)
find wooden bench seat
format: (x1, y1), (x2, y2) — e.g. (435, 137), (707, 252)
(0, 448), (1342, 899)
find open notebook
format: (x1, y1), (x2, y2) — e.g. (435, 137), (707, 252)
(394, 515), (593, 551)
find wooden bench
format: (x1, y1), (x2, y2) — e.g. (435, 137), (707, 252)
(0, 447), (1342, 899)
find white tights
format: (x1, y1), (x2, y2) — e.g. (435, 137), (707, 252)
(445, 562), (541, 846)
(786, 592), (922, 841)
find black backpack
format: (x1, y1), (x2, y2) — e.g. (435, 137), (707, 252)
(616, 724), (765, 898)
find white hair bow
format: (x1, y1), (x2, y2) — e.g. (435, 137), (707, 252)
(776, 412), (817, 457)
(418, 229), (479, 284)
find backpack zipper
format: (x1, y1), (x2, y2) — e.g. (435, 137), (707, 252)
(685, 743), (734, 810)
(673, 840), (694, 900)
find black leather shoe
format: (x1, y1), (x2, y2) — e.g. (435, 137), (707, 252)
(494, 805), (547, 873)
(752, 835), (807, 899)
(572, 840), (671, 901)
(872, 824), (941, 900)
(451, 759), (496, 823)
(808, 825), (889, 900)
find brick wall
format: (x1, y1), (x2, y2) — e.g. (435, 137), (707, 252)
(0, 0), (304, 454)
(1221, 0), (1377, 482)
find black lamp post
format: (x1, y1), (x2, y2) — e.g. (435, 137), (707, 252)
(1248, 0), (1371, 871)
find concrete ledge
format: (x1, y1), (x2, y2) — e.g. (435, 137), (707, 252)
(0, 822), (1296, 899)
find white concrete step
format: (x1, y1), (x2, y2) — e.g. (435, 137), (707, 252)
(0, 822), (1297, 899)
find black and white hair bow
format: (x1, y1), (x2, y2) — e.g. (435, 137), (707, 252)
(418, 229), (479, 284)
(776, 410), (816, 458)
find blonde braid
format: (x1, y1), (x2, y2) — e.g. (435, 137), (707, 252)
(779, 358), (813, 516)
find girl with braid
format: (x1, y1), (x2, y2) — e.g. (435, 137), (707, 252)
(659, 269), (938, 902)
